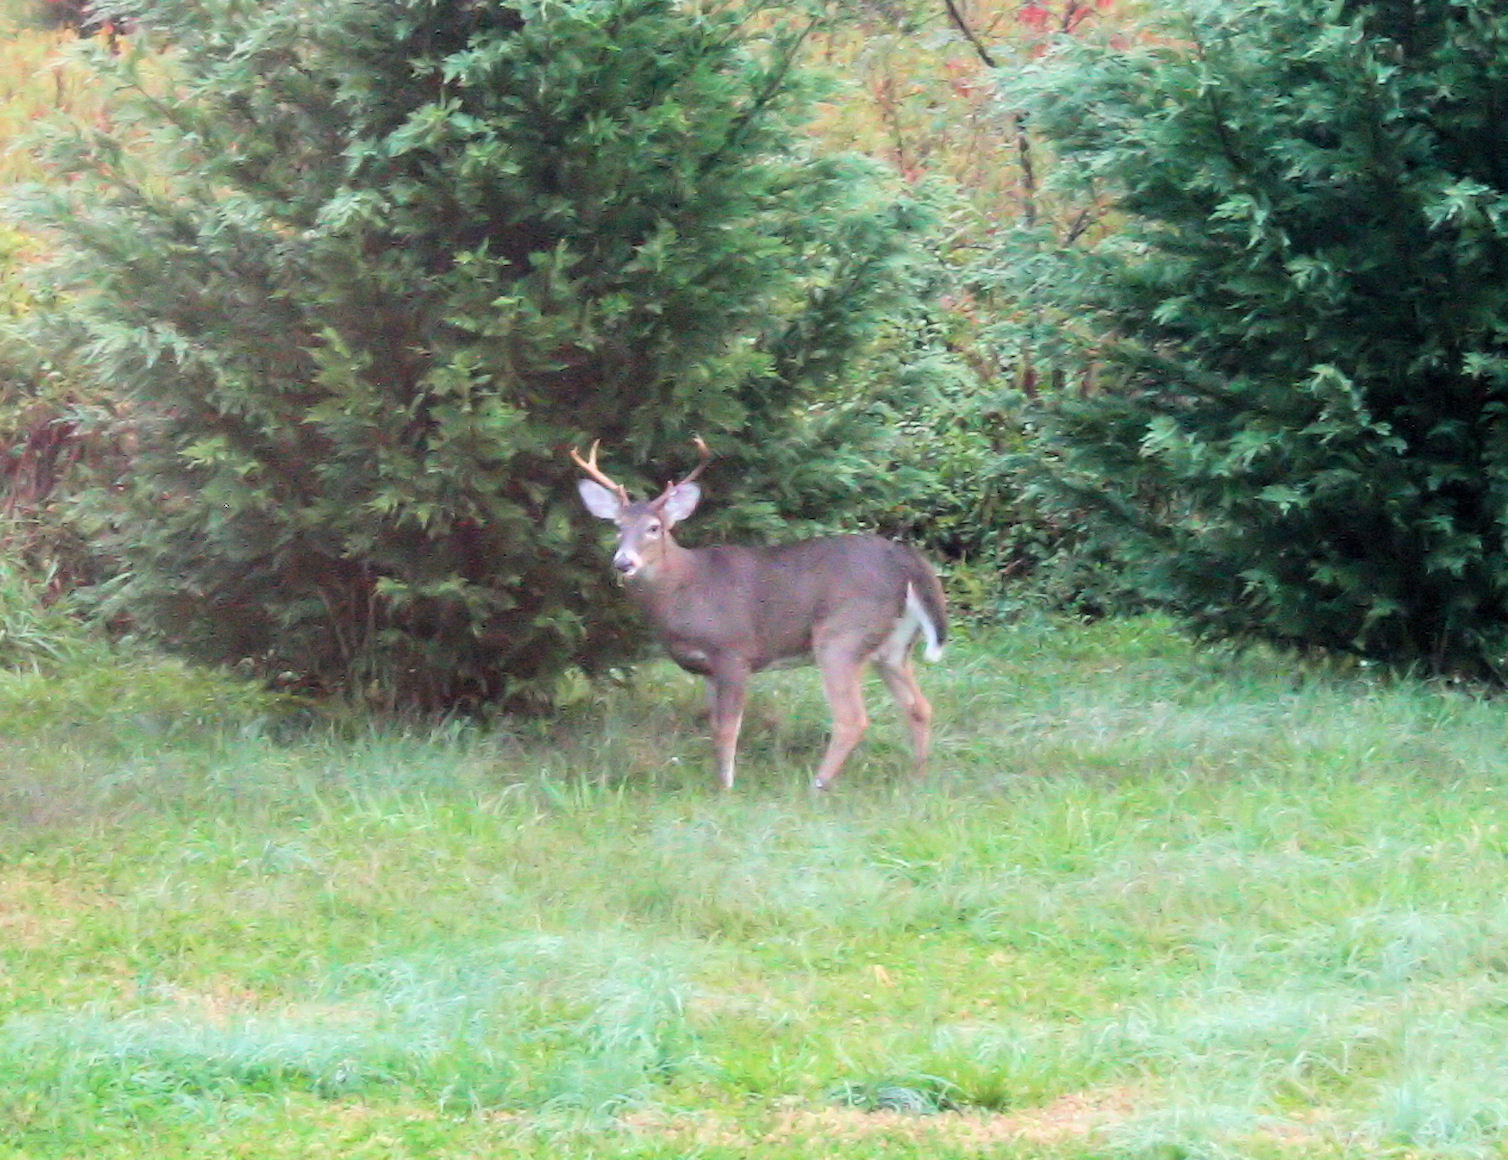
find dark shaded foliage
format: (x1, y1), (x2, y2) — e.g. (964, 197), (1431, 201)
(1007, 0), (1508, 678)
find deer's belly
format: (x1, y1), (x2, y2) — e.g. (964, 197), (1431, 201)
(666, 642), (714, 674)
(663, 637), (813, 676)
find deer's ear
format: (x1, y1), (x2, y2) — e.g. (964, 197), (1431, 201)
(578, 479), (624, 521)
(659, 482), (701, 527)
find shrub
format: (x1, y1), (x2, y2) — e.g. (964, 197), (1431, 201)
(1006, 0), (1508, 678)
(15, 0), (938, 709)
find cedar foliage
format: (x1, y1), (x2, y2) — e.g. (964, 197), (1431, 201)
(1009, 0), (1508, 678)
(15, 0), (933, 708)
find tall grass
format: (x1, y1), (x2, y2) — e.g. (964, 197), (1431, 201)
(0, 557), (84, 669)
(2, 616), (1507, 1157)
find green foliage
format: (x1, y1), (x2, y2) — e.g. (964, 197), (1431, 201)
(13, 0), (937, 709)
(890, 397), (1144, 620)
(0, 225), (109, 587)
(1003, 0), (1508, 678)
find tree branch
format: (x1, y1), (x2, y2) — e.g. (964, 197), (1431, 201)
(941, 0), (997, 69)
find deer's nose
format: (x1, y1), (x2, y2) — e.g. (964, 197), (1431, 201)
(613, 551), (640, 576)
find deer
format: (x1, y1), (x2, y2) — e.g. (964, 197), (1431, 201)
(571, 437), (947, 791)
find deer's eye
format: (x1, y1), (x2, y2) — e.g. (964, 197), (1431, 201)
(644, 522), (662, 538)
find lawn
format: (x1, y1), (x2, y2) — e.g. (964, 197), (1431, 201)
(2, 616), (1507, 1158)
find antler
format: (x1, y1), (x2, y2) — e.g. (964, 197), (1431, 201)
(653, 436), (713, 507)
(569, 439), (630, 505)
(679, 436), (713, 487)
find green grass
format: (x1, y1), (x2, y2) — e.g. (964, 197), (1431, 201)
(3, 615), (1508, 1157)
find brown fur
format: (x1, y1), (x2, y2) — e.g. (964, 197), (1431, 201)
(577, 444), (947, 790)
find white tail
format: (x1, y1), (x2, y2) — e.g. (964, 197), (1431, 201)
(572, 439), (947, 790)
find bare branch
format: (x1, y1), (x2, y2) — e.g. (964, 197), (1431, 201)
(941, 0), (997, 69)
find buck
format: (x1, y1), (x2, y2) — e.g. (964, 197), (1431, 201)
(572, 438), (947, 790)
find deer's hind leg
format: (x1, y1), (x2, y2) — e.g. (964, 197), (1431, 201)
(811, 646), (871, 791)
(875, 654), (933, 777)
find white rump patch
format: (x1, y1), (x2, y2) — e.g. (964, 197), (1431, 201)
(874, 583), (944, 667)
(910, 583), (945, 661)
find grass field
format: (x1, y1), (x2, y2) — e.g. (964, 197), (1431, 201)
(2, 615), (1507, 1158)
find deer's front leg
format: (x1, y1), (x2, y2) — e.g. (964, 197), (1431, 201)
(706, 667), (749, 791)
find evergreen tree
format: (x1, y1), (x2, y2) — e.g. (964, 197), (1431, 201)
(1007, 0), (1508, 678)
(16, 0), (932, 708)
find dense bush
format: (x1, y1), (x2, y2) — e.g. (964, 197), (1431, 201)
(1005, 0), (1508, 678)
(14, 0), (940, 709)
(0, 226), (104, 590)
(29, 1), (127, 36)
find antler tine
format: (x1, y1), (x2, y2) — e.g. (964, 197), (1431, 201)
(653, 435), (713, 505)
(679, 435), (713, 487)
(569, 439), (629, 504)
(649, 436), (713, 511)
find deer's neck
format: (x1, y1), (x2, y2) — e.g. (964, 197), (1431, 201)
(626, 535), (698, 601)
